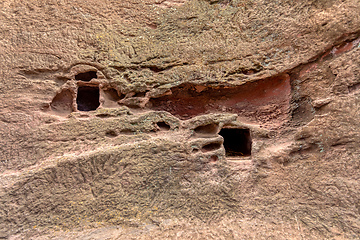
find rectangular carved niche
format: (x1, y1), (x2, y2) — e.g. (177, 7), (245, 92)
(218, 128), (252, 157)
(77, 86), (100, 111)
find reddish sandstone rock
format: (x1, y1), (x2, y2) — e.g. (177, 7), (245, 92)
(0, 0), (360, 239)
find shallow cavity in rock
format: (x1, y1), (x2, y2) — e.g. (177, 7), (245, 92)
(50, 89), (73, 114)
(194, 123), (218, 135)
(202, 142), (222, 152)
(157, 121), (171, 131)
(75, 71), (97, 82)
(149, 75), (290, 122)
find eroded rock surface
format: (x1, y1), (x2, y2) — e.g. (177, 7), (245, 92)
(1, 0), (360, 239)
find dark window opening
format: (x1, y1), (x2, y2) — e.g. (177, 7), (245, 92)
(75, 71), (97, 82)
(156, 121), (171, 131)
(218, 128), (252, 157)
(194, 123), (218, 135)
(77, 86), (100, 111)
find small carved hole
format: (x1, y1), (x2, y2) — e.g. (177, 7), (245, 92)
(157, 121), (171, 131)
(210, 155), (218, 163)
(77, 86), (100, 111)
(219, 128), (252, 157)
(75, 71), (97, 81)
(192, 148), (199, 153)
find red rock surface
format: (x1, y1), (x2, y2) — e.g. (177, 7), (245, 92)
(0, 0), (360, 239)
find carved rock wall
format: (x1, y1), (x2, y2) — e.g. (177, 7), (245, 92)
(0, 0), (360, 239)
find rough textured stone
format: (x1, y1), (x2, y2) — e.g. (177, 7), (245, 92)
(1, 0), (360, 239)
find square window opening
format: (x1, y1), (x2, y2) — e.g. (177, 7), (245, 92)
(77, 86), (100, 111)
(219, 128), (252, 157)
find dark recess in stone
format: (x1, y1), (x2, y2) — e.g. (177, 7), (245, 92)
(149, 75), (290, 121)
(210, 155), (218, 162)
(157, 121), (171, 131)
(120, 129), (135, 135)
(106, 130), (118, 138)
(192, 148), (199, 153)
(202, 142), (222, 152)
(77, 86), (100, 111)
(194, 123), (218, 134)
(96, 114), (111, 118)
(133, 92), (147, 98)
(219, 128), (252, 157)
(75, 71), (97, 81)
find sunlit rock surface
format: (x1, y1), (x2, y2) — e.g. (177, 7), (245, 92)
(0, 0), (360, 239)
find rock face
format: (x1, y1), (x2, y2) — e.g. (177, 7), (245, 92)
(0, 0), (360, 239)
